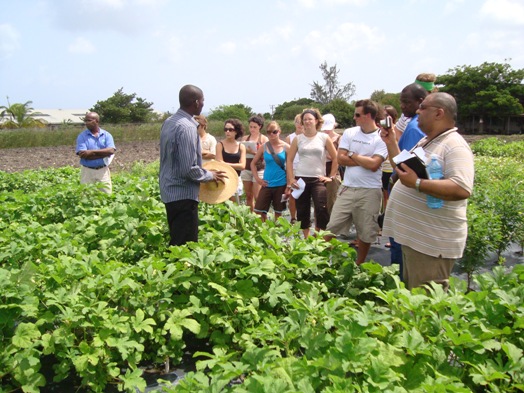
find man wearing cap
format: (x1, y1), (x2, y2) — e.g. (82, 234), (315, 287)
(75, 111), (116, 194)
(159, 84), (227, 247)
(324, 100), (387, 265)
(321, 113), (341, 215)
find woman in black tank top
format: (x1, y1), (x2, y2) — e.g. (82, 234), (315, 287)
(216, 119), (246, 202)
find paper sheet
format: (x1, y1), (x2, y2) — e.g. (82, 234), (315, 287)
(291, 178), (306, 199)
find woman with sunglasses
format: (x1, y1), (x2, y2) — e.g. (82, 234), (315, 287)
(216, 119), (246, 203)
(251, 121), (290, 222)
(286, 108), (338, 237)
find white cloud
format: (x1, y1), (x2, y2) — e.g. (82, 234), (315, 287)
(480, 0), (524, 25)
(68, 37), (96, 54)
(216, 42), (237, 55)
(0, 24), (20, 59)
(298, 22), (385, 62)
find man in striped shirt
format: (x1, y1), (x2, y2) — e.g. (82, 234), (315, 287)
(380, 93), (474, 291)
(159, 85), (226, 246)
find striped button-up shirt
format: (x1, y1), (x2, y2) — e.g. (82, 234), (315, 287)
(159, 109), (213, 203)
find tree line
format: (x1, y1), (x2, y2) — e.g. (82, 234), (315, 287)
(1, 61), (523, 134)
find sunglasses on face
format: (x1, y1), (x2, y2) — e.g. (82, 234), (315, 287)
(224, 127), (235, 132)
(268, 130), (279, 135)
(354, 113), (361, 118)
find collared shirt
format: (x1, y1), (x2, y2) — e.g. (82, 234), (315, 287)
(159, 108), (213, 203)
(383, 129), (475, 259)
(75, 128), (116, 168)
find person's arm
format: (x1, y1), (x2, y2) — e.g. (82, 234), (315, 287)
(178, 127), (213, 183)
(216, 141), (224, 162)
(78, 147), (115, 160)
(236, 144), (247, 171)
(285, 138), (298, 192)
(350, 153), (384, 172)
(396, 163), (471, 201)
(379, 125), (402, 169)
(321, 137), (338, 181)
(251, 145), (267, 187)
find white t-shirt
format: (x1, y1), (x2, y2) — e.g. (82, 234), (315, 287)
(295, 132), (328, 177)
(201, 133), (217, 163)
(288, 133), (300, 169)
(339, 126), (387, 188)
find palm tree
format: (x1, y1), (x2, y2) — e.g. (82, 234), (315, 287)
(0, 97), (47, 129)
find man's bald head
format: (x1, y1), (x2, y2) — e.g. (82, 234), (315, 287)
(425, 92), (457, 121)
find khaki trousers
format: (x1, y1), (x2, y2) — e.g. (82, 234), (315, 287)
(80, 166), (112, 194)
(402, 245), (456, 292)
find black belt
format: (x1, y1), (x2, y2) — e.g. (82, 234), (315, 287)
(83, 165), (107, 170)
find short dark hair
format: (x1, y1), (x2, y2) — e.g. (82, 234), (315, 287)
(384, 105), (399, 123)
(355, 99), (379, 120)
(224, 118), (244, 140)
(179, 85), (203, 108)
(248, 114), (265, 131)
(402, 83), (428, 102)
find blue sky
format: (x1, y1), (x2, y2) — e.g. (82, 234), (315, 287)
(1, 0), (523, 115)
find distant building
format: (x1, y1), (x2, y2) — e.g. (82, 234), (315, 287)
(31, 109), (89, 127)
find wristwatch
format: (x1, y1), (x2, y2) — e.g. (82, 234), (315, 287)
(348, 151), (354, 157)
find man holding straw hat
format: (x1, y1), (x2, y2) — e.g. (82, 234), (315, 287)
(159, 85), (228, 246)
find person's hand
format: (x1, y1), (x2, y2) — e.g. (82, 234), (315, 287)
(319, 175), (333, 183)
(211, 170), (227, 185)
(78, 150), (90, 158)
(379, 123), (396, 145)
(256, 178), (268, 187)
(396, 163), (418, 189)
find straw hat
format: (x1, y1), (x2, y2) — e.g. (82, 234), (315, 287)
(200, 161), (238, 204)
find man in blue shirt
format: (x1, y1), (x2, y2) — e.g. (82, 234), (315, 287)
(159, 85), (227, 246)
(388, 83), (428, 278)
(75, 112), (116, 194)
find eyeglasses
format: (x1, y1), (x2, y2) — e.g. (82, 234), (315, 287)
(419, 104), (442, 110)
(268, 130), (279, 135)
(224, 127), (235, 132)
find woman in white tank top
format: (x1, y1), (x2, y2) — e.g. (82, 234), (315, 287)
(285, 108), (338, 237)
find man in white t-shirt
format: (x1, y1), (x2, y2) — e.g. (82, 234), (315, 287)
(325, 99), (388, 265)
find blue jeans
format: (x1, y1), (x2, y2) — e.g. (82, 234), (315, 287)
(390, 237), (403, 281)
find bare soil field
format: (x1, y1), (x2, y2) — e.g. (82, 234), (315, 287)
(0, 141), (160, 173)
(0, 134), (507, 173)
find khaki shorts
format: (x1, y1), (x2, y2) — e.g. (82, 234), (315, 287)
(402, 245), (456, 292)
(240, 169), (264, 182)
(326, 187), (381, 243)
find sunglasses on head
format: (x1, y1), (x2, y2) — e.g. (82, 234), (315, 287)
(224, 127), (235, 132)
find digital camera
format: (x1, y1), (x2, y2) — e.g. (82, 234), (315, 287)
(379, 117), (392, 128)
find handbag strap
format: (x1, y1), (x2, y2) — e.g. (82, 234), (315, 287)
(265, 142), (285, 170)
